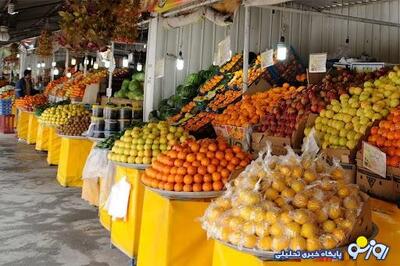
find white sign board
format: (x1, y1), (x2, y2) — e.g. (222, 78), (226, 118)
(261, 49), (274, 69)
(217, 36), (231, 66)
(363, 142), (386, 177)
(309, 53), (327, 73)
(82, 83), (100, 104)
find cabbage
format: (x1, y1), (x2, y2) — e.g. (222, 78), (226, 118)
(184, 73), (200, 86)
(129, 80), (140, 91)
(121, 79), (130, 90)
(132, 72), (145, 82)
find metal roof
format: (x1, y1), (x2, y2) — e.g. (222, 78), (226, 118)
(0, 0), (61, 44)
(289, 0), (388, 10)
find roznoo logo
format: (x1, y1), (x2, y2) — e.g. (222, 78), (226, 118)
(347, 236), (389, 260)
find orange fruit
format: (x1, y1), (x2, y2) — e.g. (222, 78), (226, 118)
(193, 174), (203, 183)
(174, 183), (183, 191)
(198, 166), (207, 175)
(231, 157), (240, 166)
(192, 160), (201, 167)
(215, 151), (224, 160)
(206, 151), (215, 159)
(221, 169), (230, 178)
(196, 153), (206, 161)
(187, 166), (197, 175)
(183, 184), (192, 192)
(193, 183), (202, 192)
(212, 172), (222, 181)
(186, 153), (196, 163)
(227, 164), (236, 171)
(204, 174), (212, 182)
(220, 159), (228, 167)
(211, 158), (220, 166)
(183, 175), (193, 185)
(190, 142), (200, 153)
(208, 143), (218, 152)
(177, 152), (187, 160)
(201, 158), (210, 166)
(207, 164), (217, 174)
(165, 182), (174, 191)
(177, 167), (187, 175)
(174, 159), (184, 167)
(202, 182), (213, 191)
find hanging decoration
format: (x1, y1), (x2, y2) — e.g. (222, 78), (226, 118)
(113, 0), (140, 44)
(36, 30), (53, 58)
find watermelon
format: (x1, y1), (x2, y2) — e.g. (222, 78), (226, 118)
(132, 72), (145, 82)
(121, 79), (130, 90)
(129, 80), (140, 92)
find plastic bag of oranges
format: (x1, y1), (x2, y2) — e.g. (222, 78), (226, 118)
(201, 133), (367, 252)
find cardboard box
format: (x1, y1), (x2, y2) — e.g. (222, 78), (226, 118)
(356, 160), (395, 202)
(213, 125), (253, 152)
(341, 162), (357, 184)
(251, 114), (317, 155)
(387, 166), (400, 203)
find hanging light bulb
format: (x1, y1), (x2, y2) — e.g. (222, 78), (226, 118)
(52, 61), (56, 67)
(84, 58), (89, 65)
(276, 36), (287, 61)
(53, 68), (59, 76)
(36, 63), (41, 68)
(136, 62), (143, 72)
(122, 57), (129, 68)
(66, 72), (72, 78)
(41, 62), (45, 68)
(104, 60), (110, 68)
(71, 58), (76, 66)
(144, 44), (147, 49)
(93, 62), (99, 69)
(176, 51), (184, 71)
(27, 66), (31, 70)
(16, 53), (20, 58)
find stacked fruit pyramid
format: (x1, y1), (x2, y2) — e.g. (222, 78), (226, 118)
(202, 138), (369, 252)
(108, 121), (191, 165)
(312, 67), (400, 150)
(141, 138), (252, 192)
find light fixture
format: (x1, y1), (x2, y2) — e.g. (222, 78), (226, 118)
(276, 36), (287, 61)
(37, 63), (41, 68)
(0, 26), (10, 42)
(41, 62), (45, 68)
(27, 66), (31, 70)
(53, 68), (59, 75)
(7, 2), (18, 15)
(84, 58), (89, 65)
(52, 61), (56, 67)
(66, 72), (72, 78)
(136, 62), (143, 72)
(176, 51), (184, 71)
(93, 62), (99, 69)
(144, 44), (147, 49)
(122, 57), (129, 68)
(16, 53), (20, 58)
(71, 58), (76, 65)
(104, 60), (110, 68)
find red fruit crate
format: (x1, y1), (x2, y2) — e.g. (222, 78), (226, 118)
(0, 115), (15, 134)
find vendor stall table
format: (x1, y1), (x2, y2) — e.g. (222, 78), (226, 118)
(47, 126), (61, 165)
(26, 112), (38, 144)
(212, 198), (399, 266)
(35, 122), (49, 151)
(110, 165), (145, 259)
(99, 177), (111, 231)
(137, 189), (214, 266)
(16, 109), (29, 141)
(57, 135), (92, 187)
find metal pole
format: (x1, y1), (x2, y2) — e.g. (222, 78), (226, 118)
(84, 53), (87, 76)
(107, 42), (114, 101)
(243, 6), (250, 91)
(51, 53), (55, 81)
(65, 49), (69, 75)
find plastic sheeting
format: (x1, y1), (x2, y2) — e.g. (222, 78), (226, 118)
(26, 113), (38, 144)
(16, 110), (29, 141)
(47, 127), (61, 165)
(106, 176), (131, 220)
(110, 166), (145, 259)
(137, 189), (214, 266)
(56, 137), (92, 187)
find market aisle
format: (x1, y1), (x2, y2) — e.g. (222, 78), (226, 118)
(0, 134), (127, 266)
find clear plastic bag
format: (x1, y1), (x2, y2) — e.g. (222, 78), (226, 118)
(82, 148), (109, 179)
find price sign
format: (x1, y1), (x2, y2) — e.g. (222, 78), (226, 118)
(261, 49), (274, 69)
(309, 53), (327, 73)
(217, 36), (231, 66)
(363, 142), (386, 177)
(106, 87), (112, 98)
(155, 58), (165, 79)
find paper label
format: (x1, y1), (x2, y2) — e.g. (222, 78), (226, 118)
(155, 58), (165, 79)
(106, 87), (112, 98)
(217, 36), (231, 66)
(309, 53), (327, 73)
(261, 49), (274, 69)
(363, 142), (386, 177)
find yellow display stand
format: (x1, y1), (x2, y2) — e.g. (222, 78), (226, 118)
(137, 189), (214, 266)
(99, 177), (111, 231)
(56, 136), (92, 187)
(16, 109), (29, 141)
(47, 126), (61, 165)
(110, 166), (145, 259)
(212, 198), (400, 266)
(26, 113), (38, 144)
(12, 105), (17, 127)
(35, 123), (49, 151)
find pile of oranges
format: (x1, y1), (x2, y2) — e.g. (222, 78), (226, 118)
(141, 138), (251, 192)
(212, 83), (298, 127)
(15, 94), (47, 112)
(367, 107), (400, 167)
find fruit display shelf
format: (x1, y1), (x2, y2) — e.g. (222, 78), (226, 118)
(144, 185), (225, 200)
(56, 134), (88, 140)
(112, 161), (150, 170)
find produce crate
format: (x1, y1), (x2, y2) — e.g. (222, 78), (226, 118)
(0, 99), (12, 115)
(251, 114), (317, 155)
(0, 115), (15, 133)
(356, 159), (396, 202)
(213, 125), (253, 152)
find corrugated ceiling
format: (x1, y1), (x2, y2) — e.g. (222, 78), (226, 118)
(290, 0), (388, 10)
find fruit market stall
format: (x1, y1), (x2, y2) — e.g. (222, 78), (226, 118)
(0, 84), (15, 134)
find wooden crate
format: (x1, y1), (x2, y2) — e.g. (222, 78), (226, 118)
(0, 115), (15, 134)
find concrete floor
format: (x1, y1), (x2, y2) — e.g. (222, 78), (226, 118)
(0, 134), (128, 266)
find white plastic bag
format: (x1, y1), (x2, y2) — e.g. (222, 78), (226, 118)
(82, 148), (109, 179)
(105, 176), (131, 221)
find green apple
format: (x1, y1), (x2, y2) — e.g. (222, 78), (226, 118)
(128, 156), (135, 164)
(160, 144), (168, 151)
(169, 126), (177, 133)
(346, 140), (357, 149)
(380, 109), (389, 117)
(339, 138), (347, 146)
(144, 150), (152, 157)
(390, 98), (400, 108)
(339, 128), (348, 138)
(144, 144), (152, 150)
(145, 138), (153, 145)
(143, 157), (152, 164)
(136, 144), (144, 151)
(152, 144), (159, 150)
(129, 149), (138, 156)
(135, 157), (143, 164)
(159, 137), (167, 144)
(325, 110), (334, 118)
